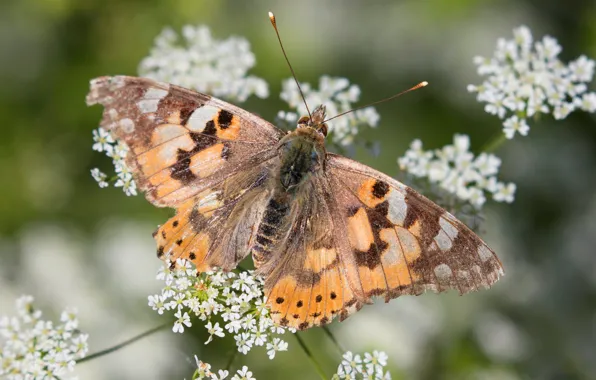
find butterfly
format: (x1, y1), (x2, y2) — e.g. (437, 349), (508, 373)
(86, 75), (504, 330)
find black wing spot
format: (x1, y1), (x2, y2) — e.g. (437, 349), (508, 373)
(372, 180), (390, 198)
(296, 300), (303, 308)
(172, 220), (179, 227)
(330, 291), (337, 299)
(276, 297), (285, 304)
(218, 110), (234, 129)
(315, 295), (322, 303)
(189, 252), (196, 260)
(176, 239), (183, 246)
(157, 246), (164, 258)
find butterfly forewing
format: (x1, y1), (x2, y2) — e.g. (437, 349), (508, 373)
(86, 76), (284, 208)
(325, 154), (504, 298)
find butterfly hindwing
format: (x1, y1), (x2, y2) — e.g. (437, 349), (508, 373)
(154, 157), (276, 271)
(260, 176), (364, 330)
(86, 76), (285, 207)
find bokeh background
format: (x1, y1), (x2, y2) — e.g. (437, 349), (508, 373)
(1, 0), (596, 379)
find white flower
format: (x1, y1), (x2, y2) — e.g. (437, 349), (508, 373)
(231, 366), (255, 380)
(173, 310), (191, 333)
(341, 351), (363, 373)
(470, 26), (596, 138)
(205, 321), (225, 344)
(492, 182), (517, 203)
(502, 115), (530, 139)
(364, 350), (388, 374)
(279, 76), (379, 146)
(139, 25), (268, 102)
(114, 172), (138, 196)
(92, 127), (114, 153)
(90, 168), (109, 188)
(266, 337), (288, 359)
(235, 332), (254, 355)
(576, 92), (596, 112)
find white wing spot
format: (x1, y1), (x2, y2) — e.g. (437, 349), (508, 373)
(119, 118), (134, 133)
(434, 216), (459, 251)
(434, 230), (452, 251)
(434, 263), (453, 281)
(439, 216), (458, 240)
(387, 191), (407, 225)
(478, 244), (493, 262)
(136, 87), (169, 113)
(187, 105), (219, 132)
(108, 108), (119, 121)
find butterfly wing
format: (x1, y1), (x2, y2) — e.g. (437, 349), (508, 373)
(263, 153), (504, 330)
(155, 157), (276, 271)
(87, 76), (284, 270)
(325, 153), (504, 298)
(86, 75), (285, 208)
(260, 175), (363, 330)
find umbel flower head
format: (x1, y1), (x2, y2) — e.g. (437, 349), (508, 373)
(148, 260), (292, 359)
(0, 296), (89, 380)
(139, 25), (269, 102)
(468, 25), (596, 139)
(398, 134), (515, 210)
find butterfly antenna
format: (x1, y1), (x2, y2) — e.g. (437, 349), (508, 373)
(268, 11), (312, 119)
(322, 81), (428, 124)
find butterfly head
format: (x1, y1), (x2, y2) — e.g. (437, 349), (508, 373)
(297, 105), (328, 137)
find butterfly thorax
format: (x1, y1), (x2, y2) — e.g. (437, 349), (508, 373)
(277, 105), (328, 192)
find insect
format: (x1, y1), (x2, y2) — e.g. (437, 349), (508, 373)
(86, 14), (503, 331)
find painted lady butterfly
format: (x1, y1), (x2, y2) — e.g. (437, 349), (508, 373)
(86, 74), (503, 330)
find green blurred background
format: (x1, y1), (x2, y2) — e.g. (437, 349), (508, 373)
(1, 0), (596, 379)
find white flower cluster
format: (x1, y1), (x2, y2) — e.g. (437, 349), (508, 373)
(398, 134), (516, 209)
(0, 296), (89, 380)
(332, 351), (391, 380)
(279, 76), (380, 146)
(468, 26), (596, 139)
(139, 26), (269, 102)
(148, 260), (292, 359)
(192, 358), (254, 380)
(90, 127), (137, 196)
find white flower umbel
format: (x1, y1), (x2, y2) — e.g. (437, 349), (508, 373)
(0, 295), (89, 380)
(139, 26), (269, 102)
(468, 25), (596, 139)
(149, 259), (293, 359)
(90, 128), (137, 196)
(332, 351), (391, 380)
(279, 76), (380, 146)
(398, 134), (515, 209)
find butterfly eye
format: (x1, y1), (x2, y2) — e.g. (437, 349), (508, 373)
(318, 123), (328, 136)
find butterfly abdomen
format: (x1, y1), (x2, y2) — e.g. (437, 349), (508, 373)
(251, 195), (292, 268)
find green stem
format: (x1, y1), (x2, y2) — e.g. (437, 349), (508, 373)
(322, 326), (345, 354)
(481, 133), (507, 153)
(294, 333), (327, 380)
(77, 322), (169, 364)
